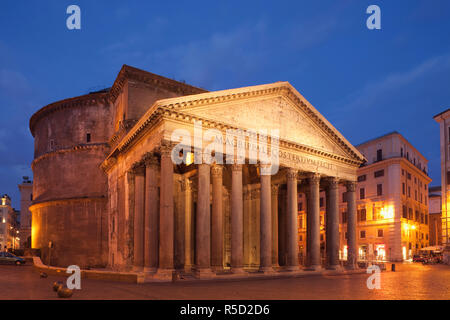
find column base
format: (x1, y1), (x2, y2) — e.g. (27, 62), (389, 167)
(231, 267), (246, 274)
(344, 263), (358, 270)
(304, 265), (322, 271)
(193, 267), (216, 279)
(284, 265), (300, 272)
(259, 266), (274, 274)
(132, 266), (144, 272)
(154, 268), (175, 280)
(326, 265), (341, 271)
(143, 266), (157, 274)
(211, 265), (224, 273)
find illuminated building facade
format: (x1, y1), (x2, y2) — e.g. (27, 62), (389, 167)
(0, 195), (15, 250)
(344, 132), (430, 262)
(428, 186), (442, 246)
(18, 177), (33, 249)
(298, 132), (431, 262)
(433, 109), (450, 264)
(30, 65), (367, 279)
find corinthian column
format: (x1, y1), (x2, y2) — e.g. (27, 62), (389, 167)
(124, 170), (135, 269)
(133, 163), (145, 271)
(271, 185), (279, 267)
(259, 164), (273, 272)
(194, 161), (213, 277)
(306, 173), (321, 270)
(144, 154), (159, 273)
(286, 168), (299, 271)
(231, 164), (244, 273)
(326, 177), (340, 269)
(181, 178), (193, 272)
(346, 181), (357, 269)
(211, 164), (224, 271)
(157, 142), (174, 277)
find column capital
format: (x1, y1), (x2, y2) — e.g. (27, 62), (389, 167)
(231, 163), (243, 172)
(345, 181), (357, 192)
(160, 140), (173, 157)
(244, 187), (252, 200)
(251, 188), (260, 200)
(126, 169), (135, 182)
(286, 168), (298, 181)
(194, 149), (214, 164)
(143, 152), (159, 167)
(326, 176), (340, 189)
(286, 167), (299, 270)
(131, 162), (145, 175)
(180, 178), (193, 192)
(211, 164), (223, 178)
(271, 184), (279, 196)
(259, 163), (272, 176)
(307, 172), (321, 185)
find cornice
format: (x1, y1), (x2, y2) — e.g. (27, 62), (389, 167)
(115, 108), (164, 154)
(100, 156), (118, 173)
(30, 68), (365, 172)
(31, 143), (109, 170)
(159, 85), (286, 110)
(30, 65), (207, 137)
(106, 105), (363, 170)
(150, 83), (364, 163)
(29, 196), (107, 211)
(358, 157), (432, 182)
(29, 92), (109, 137)
(281, 86), (365, 164)
(108, 64), (207, 103)
(110, 82), (365, 164)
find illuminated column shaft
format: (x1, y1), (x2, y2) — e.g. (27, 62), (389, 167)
(271, 185), (279, 267)
(231, 164), (244, 273)
(144, 154), (159, 272)
(195, 162), (212, 273)
(326, 177), (340, 269)
(286, 168), (299, 271)
(346, 181), (357, 269)
(159, 143), (174, 271)
(259, 164), (272, 272)
(182, 178), (193, 272)
(211, 164), (223, 271)
(133, 165), (145, 271)
(307, 173), (321, 269)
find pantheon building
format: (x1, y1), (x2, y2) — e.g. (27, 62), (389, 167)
(30, 65), (365, 280)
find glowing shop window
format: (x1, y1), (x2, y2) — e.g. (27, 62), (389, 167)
(185, 152), (194, 166)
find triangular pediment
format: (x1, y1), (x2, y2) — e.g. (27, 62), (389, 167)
(154, 82), (365, 163)
(185, 96), (350, 157)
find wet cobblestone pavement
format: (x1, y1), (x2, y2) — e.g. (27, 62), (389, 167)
(1, 262), (449, 300)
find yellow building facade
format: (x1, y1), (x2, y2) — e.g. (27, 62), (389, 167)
(298, 132), (431, 262)
(0, 195), (15, 250)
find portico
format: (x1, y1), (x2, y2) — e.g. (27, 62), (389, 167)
(102, 82), (365, 280)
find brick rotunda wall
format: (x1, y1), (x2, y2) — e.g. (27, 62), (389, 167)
(29, 93), (112, 268)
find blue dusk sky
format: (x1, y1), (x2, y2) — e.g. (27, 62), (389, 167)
(0, 0), (449, 209)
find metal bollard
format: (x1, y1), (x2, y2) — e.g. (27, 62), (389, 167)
(391, 263), (396, 272)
